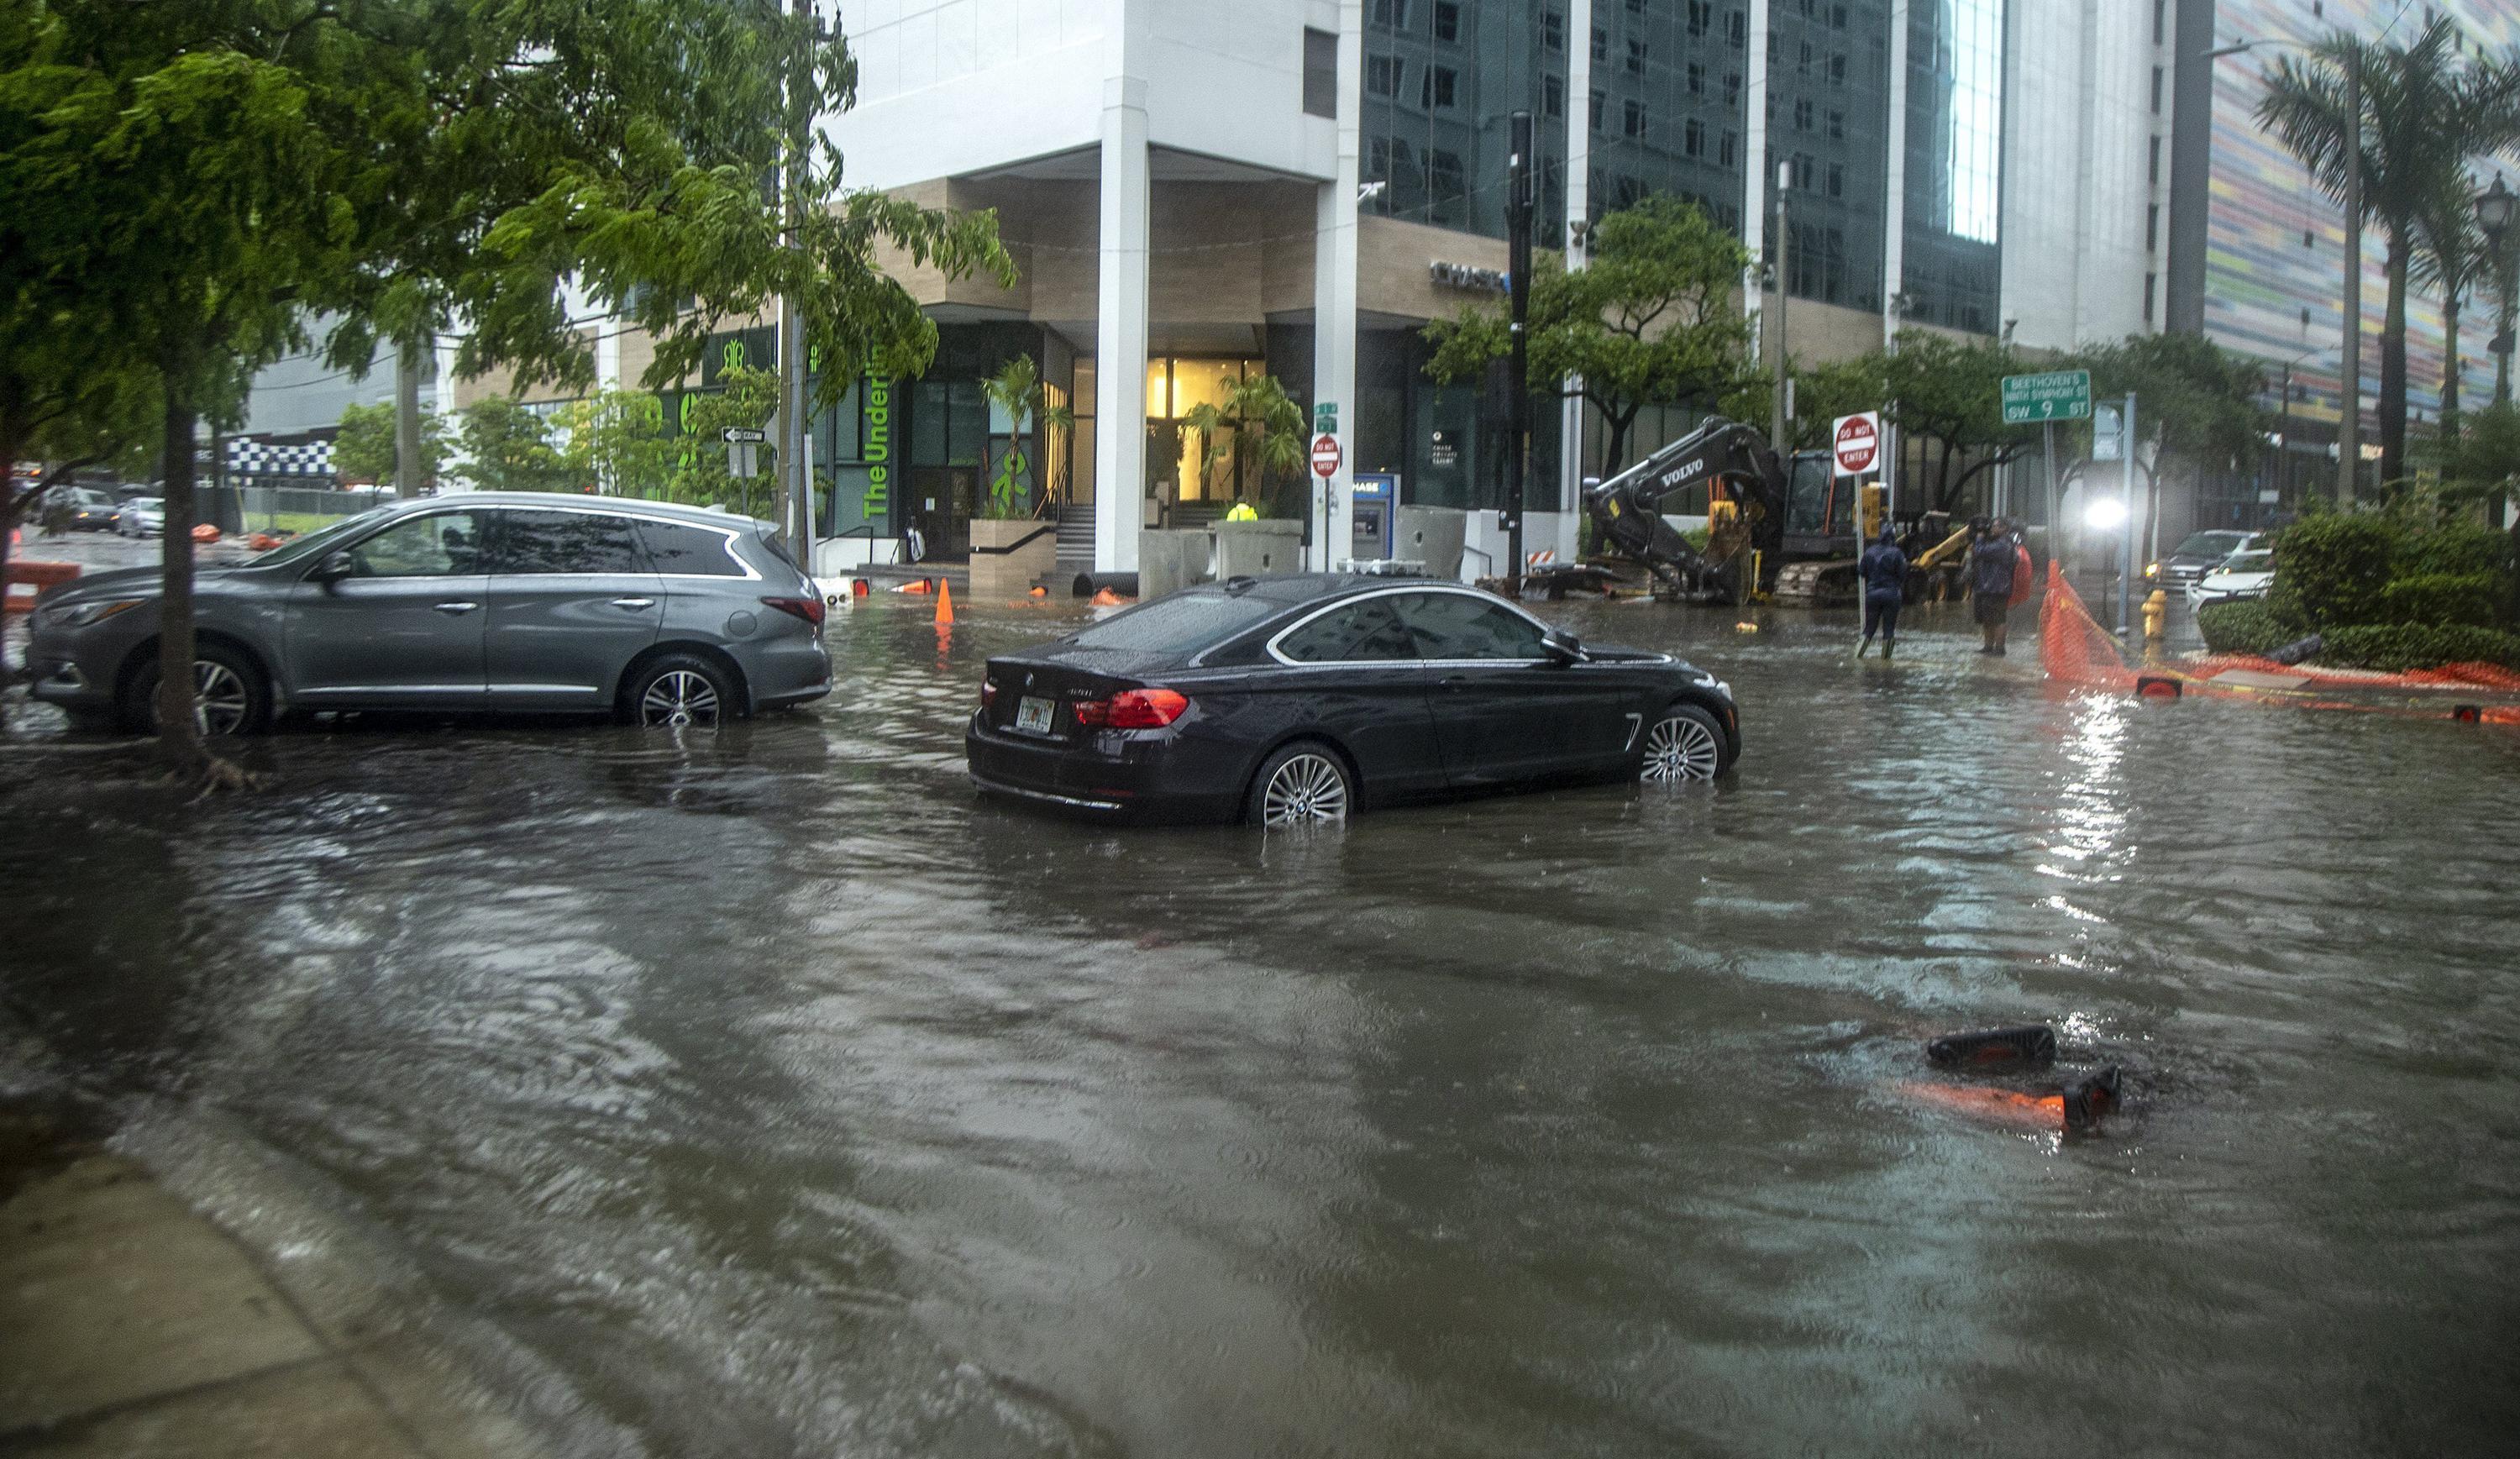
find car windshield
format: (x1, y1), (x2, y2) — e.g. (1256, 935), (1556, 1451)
(2175, 531), (2245, 558)
(247, 507), (398, 569)
(128, 497), (162, 511)
(2220, 551), (2274, 572)
(1067, 591), (1283, 654)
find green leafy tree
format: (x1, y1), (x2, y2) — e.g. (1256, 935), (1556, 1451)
(2257, 18), (2520, 491)
(665, 366), (781, 512)
(2444, 399), (2520, 520)
(455, 396), (570, 492)
(977, 354), (1073, 519)
(2413, 171), (2491, 443)
(1869, 331), (2031, 512)
(555, 390), (675, 499)
(4, 0), (1010, 780)
(1720, 355), (1886, 454)
(333, 400), (449, 487)
(1424, 193), (1752, 475)
(1182, 372), (1303, 516)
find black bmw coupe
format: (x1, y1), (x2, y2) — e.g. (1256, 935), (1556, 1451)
(966, 575), (1740, 826)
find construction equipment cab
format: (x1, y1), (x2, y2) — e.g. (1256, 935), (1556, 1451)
(1582, 415), (1788, 601)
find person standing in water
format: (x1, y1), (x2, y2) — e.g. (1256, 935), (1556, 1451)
(1968, 515), (2019, 655)
(1856, 524), (1907, 659)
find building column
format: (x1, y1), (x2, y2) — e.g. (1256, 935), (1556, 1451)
(1556, 0), (1593, 564)
(1882, 0), (1909, 350)
(1094, 39), (1151, 573)
(1310, 1), (1362, 572)
(1743, 0), (1771, 351)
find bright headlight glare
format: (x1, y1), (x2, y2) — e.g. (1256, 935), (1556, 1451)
(43, 597), (144, 628)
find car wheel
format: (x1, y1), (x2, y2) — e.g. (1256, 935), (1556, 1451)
(1246, 741), (1352, 827)
(622, 653), (735, 730)
(119, 643), (270, 737)
(1639, 702), (1727, 783)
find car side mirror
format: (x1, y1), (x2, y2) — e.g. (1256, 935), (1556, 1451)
(1541, 627), (1586, 665)
(307, 550), (354, 584)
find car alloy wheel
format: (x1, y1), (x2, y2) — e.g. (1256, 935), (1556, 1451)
(191, 659), (250, 736)
(638, 669), (721, 729)
(1641, 711), (1721, 783)
(1261, 751), (1349, 825)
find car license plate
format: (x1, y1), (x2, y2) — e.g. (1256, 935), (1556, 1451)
(1015, 695), (1056, 735)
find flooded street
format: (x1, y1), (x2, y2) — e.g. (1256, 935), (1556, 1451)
(4, 590), (2517, 1456)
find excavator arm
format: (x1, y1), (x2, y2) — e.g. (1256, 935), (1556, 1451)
(1582, 415), (1789, 597)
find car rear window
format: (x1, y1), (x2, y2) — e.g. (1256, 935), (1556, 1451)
(496, 510), (646, 575)
(1070, 592), (1283, 654)
(638, 520), (746, 576)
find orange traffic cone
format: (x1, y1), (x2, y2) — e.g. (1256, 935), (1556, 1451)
(934, 577), (954, 626)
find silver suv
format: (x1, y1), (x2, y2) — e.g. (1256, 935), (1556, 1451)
(24, 493), (829, 734)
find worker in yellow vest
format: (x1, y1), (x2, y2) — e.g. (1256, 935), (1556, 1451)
(1224, 499), (1258, 522)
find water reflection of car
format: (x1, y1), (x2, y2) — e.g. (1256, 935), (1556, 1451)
(113, 496), (165, 538)
(25, 492), (828, 735)
(2150, 530), (2259, 591)
(2187, 548), (2277, 610)
(967, 575), (1741, 827)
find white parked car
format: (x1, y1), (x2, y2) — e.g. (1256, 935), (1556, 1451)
(114, 496), (165, 538)
(2187, 548), (2276, 609)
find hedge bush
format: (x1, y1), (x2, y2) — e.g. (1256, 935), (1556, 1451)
(2197, 598), (2302, 656)
(2373, 572), (2505, 628)
(2318, 623), (2520, 672)
(2398, 522), (2516, 582)
(2266, 514), (2402, 627)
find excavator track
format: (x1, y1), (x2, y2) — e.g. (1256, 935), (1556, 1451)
(1772, 558), (1861, 605)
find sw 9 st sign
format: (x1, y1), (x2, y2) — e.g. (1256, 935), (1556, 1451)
(2000, 370), (2092, 424)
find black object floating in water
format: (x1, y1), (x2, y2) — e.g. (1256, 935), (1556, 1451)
(2061, 1066), (2121, 1131)
(1924, 1025), (2058, 1070)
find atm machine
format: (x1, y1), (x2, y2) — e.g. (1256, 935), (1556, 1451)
(1348, 473), (1398, 563)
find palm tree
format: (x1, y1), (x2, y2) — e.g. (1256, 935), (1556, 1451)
(1181, 372), (1304, 514)
(2258, 18), (2520, 487)
(978, 354), (1073, 519)
(2414, 170), (2489, 443)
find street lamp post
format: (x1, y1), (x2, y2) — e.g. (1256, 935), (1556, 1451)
(2207, 35), (2360, 504)
(2475, 176), (2517, 408)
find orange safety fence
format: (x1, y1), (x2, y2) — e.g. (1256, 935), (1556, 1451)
(2037, 561), (2520, 726)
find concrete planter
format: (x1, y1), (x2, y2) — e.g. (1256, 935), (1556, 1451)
(968, 517), (1059, 597)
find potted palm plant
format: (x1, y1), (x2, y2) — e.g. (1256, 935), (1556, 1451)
(971, 354), (1073, 595)
(1184, 373), (1308, 577)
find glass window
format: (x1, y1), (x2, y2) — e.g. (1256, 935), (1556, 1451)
(1278, 600), (1415, 663)
(1422, 66), (1456, 109)
(638, 519), (746, 576)
(1542, 10), (1563, 50)
(1367, 54), (1401, 97)
(1626, 39), (1645, 76)
(349, 512), (482, 578)
(495, 510), (646, 575)
(1591, 24), (1605, 62)
(1432, 1), (1458, 43)
(1071, 593), (1283, 654)
(1624, 99), (1646, 138)
(1302, 29), (1338, 117)
(1688, 2), (1712, 39)
(1391, 593), (1546, 661)
(1368, 0), (1406, 26)
(1543, 73), (1563, 118)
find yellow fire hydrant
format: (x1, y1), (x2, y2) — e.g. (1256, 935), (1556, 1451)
(2142, 588), (2168, 645)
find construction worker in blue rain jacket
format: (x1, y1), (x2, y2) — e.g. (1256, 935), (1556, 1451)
(1856, 524), (1907, 659)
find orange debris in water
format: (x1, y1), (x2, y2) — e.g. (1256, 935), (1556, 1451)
(1893, 1081), (2065, 1131)
(190, 523), (221, 543)
(1028, 585), (1048, 597)
(1090, 587), (1131, 606)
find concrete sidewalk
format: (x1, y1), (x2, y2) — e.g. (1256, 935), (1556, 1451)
(1, 1149), (540, 1458)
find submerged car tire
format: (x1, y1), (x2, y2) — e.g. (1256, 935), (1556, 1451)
(1638, 701), (1729, 783)
(622, 652), (737, 730)
(119, 642), (270, 737)
(1245, 740), (1354, 827)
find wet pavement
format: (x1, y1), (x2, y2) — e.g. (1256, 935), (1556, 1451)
(3, 585), (2517, 1456)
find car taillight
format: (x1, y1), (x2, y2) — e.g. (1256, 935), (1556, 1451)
(1074, 687), (1188, 729)
(980, 680), (998, 710)
(761, 596), (825, 626)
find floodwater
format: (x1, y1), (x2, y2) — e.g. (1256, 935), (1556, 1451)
(4, 590), (2518, 1456)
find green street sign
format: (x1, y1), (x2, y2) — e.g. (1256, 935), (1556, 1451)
(2000, 369), (2092, 425)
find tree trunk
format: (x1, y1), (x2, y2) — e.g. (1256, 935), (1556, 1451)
(2442, 291), (2464, 445)
(2380, 235), (2410, 487)
(155, 389), (214, 775)
(1600, 406), (1635, 479)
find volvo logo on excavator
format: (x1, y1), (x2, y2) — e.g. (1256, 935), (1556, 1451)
(1656, 459), (1707, 490)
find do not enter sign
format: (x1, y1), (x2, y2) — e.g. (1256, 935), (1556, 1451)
(1310, 433), (1342, 479)
(1831, 412), (1880, 478)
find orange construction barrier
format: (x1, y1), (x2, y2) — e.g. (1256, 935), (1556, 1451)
(894, 577), (933, 594)
(3, 559), (80, 613)
(190, 522), (220, 543)
(933, 578), (954, 626)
